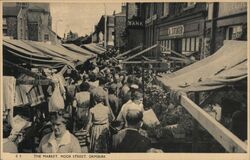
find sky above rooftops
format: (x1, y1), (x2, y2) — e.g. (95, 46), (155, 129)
(50, 3), (121, 37)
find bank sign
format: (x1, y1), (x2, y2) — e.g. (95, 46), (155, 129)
(127, 17), (144, 29)
(128, 20), (144, 27)
(167, 25), (184, 37)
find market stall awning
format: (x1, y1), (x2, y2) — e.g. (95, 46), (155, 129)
(3, 39), (69, 68)
(3, 38), (92, 68)
(62, 43), (96, 57)
(81, 43), (106, 55)
(157, 40), (247, 92)
(29, 41), (90, 63)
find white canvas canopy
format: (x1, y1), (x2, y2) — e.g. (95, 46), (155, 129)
(157, 40), (247, 92)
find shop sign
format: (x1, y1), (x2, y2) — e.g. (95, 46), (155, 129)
(127, 19), (144, 28)
(152, 14), (157, 21)
(167, 25), (184, 37)
(145, 14), (158, 25)
(231, 26), (243, 40)
(127, 16), (144, 29)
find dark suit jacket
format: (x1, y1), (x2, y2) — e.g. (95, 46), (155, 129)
(112, 128), (151, 152)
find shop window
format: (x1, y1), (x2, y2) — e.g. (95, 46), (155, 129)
(163, 41), (165, 51)
(196, 37), (200, 51)
(226, 25), (243, 40)
(161, 40), (163, 51)
(191, 37), (195, 51)
(160, 41), (163, 51)
(168, 40), (171, 50)
(182, 38), (186, 51)
(182, 37), (200, 54)
(186, 38), (190, 51)
(164, 40), (168, 51)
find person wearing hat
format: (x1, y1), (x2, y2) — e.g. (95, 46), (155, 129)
(38, 110), (81, 153)
(112, 109), (151, 152)
(87, 88), (115, 153)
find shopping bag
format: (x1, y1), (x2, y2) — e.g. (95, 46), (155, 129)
(49, 84), (65, 112)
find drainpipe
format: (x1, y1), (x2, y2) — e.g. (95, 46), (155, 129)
(210, 2), (219, 54)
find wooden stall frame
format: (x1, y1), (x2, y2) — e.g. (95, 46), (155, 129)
(115, 44), (143, 59)
(123, 44), (158, 61)
(180, 93), (247, 153)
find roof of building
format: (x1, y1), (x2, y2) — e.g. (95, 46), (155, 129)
(3, 6), (20, 17)
(115, 12), (126, 17)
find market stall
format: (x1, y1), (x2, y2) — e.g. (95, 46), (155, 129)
(81, 43), (106, 55)
(156, 40), (247, 153)
(62, 43), (95, 57)
(3, 38), (95, 152)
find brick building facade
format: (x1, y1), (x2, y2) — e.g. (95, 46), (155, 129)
(3, 2), (58, 44)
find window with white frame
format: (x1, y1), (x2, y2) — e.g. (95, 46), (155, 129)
(181, 37), (200, 55)
(160, 39), (171, 53)
(226, 25), (243, 40)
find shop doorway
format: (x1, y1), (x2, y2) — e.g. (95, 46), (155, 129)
(172, 38), (182, 54)
(171, 38), (183, 70)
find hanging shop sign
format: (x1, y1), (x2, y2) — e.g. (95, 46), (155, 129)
(167, 25), (184, 37)
(145, 14), (158, 25)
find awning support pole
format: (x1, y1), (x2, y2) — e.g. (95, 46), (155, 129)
(116, 45), (142, 59)
(124, 44), (158, 61)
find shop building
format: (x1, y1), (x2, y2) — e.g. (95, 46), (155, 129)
(95, 15), (115, 48)
(125, 3), (145, 50)
(157, 3), (207, 60)
(204, 2), (247, 58)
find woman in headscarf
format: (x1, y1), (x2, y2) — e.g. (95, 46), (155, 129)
(87, 88), (114, 153)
